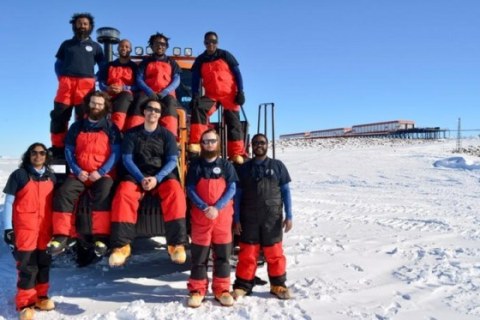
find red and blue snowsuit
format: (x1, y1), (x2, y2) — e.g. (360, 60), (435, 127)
(133, 55), (182, 137)
(189, 49), (245, 158)
(50, 36), (104, 148)
(186, 157), (238, 296)
(52, 118), (121, 239)
(233, 157), (292, 293)
(110, 124), (187, 248)
(3, 166), (56, 310)
(98, 59), (139, 132)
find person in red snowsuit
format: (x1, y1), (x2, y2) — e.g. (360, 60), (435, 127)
(233, 134), (294, 300)
(133, 33), (182, 137)
(3, 143), (56, 319)
(47, 91), (121, 258)
(49, 13), (104, 157)
(108, 98), (187, 268)
(185, 128), (238, 307)
(188, 31), (246, 164)
(98, 39), (140, 132)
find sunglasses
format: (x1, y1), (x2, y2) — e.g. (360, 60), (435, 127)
(153, 42), (167, 47)
(145, 106), (161, 114)
(204, 40), (218, 45)
(252, 141), (267, 146)
(30, 150), (47, 156)
(201, 139), (218, 145)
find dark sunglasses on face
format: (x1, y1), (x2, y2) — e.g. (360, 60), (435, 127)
(204, 39), (218, 45)
(201, 139), (217, 145)
(252, 141), (267, 146)
(153, 42), (167, 47)
(31, 150), (47, 156)
(145, 106), (161, 114)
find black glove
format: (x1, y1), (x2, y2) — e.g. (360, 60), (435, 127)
(4, 229), (14, 251)
(235, 91), (245, 106)
(189, 95), (199, 109)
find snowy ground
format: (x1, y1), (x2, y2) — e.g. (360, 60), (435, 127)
(0, 138), (479, 320)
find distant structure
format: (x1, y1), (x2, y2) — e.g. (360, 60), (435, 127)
(280, 120), (447, 140)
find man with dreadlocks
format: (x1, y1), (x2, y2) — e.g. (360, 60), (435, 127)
(49, 13), (104, 158)
(132, 32), (182, 138)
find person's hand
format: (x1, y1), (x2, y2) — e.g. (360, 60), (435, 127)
(283, 219), (293, 233)
(189, 95), (199, 109)
(78, 170), (89, 182)
(204, 206), (219, 220)
(141, 177), (157, 191)
(235, 91), (245, 105)
(88, 170), (102, 182)
(233, 222), (242, 235)
(4, 229), (14, 251)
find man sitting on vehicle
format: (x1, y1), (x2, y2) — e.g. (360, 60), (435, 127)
(47, 91), (121, 258)
(108, 98), (187, 267)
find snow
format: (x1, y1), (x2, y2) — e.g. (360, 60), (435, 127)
(1, 138), (480, 320)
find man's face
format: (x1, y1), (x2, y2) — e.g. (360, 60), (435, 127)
(204, 35), (218, 54)
(152, 37), (167, 56)
(118, 40), (132, 58)
(252, 137), (268, 157)
(144, 101), (162, 123)
(74, 17), (91, 38)
(89, 96), (106, 120)
(200, 132), (219, 158)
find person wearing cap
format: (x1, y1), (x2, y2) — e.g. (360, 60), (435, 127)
(3, 143), (57, 320)
(108, 98), (187, 267)
(49, 13), (104, 158)
(188, 31), (246, 164)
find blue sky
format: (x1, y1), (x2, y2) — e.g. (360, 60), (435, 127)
(0, 0), (479, 156)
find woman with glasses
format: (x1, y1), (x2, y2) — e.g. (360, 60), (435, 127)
(185, 128), (238, 308)
(2, 143), (57, 320)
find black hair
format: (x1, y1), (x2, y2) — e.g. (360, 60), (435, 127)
(70, 13), (95, 34)
(148, 32), (170, 49)
(204, 31), (218, 40)
(20, 143), (51, 170)
(141, 98), (163, 113)
(252, 133), (268, 143)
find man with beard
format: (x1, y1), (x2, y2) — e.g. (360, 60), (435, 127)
(185, 128), (238, 308)
(133, 33), (182, 138)
(47, 91), (121, 258)
(50, 13), (104, 158)
(98, 39), (139, 132)
(232, 133), (293, 300)
(108, 99), (187, 267)
(188, 31), (246, 164)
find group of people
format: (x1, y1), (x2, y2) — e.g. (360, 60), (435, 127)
(2, 12), (293, 320)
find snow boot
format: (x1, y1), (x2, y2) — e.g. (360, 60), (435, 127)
(35, 297), (55, 311)
(108, 244), (131, 267)
(215, 291), (235, 306)
(270, 285), (292, 300)
(187, 291), (204, 308)
(19, 307), (35, 320)
(168, 245), (186, 264)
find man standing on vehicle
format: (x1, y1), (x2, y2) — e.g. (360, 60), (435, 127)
(133, 33), (182, 137)
(50, 13), (104, 158)
(98, 39), (140, 132)
(47, 91), (121, 258)
(108, 98), (187, 267)
(233, 133), (293, 300)
(188, 31), (246, 164)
